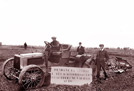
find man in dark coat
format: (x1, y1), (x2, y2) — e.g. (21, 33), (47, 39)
(24, 42), (27, 50)
(43, 37), (61, 70)
(50, 36), (60, 51)
(77, 42), (85, 55)
(73, 42), (85, 67)
(96, 44), (109, 83)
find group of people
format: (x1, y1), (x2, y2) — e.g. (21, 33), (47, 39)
(77, 42), (109, 83)
(45, 36), (109, 83)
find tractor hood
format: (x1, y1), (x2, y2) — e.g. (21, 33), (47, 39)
(19, 53), (43, 58)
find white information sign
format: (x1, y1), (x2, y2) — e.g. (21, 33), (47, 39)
(51, 67), (92, 85)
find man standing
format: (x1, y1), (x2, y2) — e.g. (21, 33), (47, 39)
(96, 44), (109, 83)
(24, 42), (27, 50)
(77, 42), (85, 55)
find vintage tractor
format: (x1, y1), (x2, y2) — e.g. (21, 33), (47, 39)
(2, 42), (72, 89)
(2, 53), (46, 89)
(2, 42), (92, 90)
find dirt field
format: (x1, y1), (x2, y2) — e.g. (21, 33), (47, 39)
(0, 45), (134, 91)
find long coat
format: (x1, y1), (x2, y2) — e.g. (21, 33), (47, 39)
(77, 46), (85, 55)
(96, 49), (109, 68)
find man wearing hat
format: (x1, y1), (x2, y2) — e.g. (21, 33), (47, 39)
(77, 42), (85, 55)
(96, 44), (109, 83)
(66, 42), (85, 66)
(50, 36), (60, 51)
(73, 42), (85, 67)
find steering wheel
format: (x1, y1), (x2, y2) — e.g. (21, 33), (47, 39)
(44, 41), (52, 49)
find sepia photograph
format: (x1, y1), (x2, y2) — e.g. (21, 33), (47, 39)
(0, 0), (134, 91)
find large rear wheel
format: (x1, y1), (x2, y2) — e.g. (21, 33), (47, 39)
(19, 65), (45, 89)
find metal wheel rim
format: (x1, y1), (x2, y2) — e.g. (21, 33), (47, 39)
(21, 67), (44, 89)
(3, 58), (16, 80)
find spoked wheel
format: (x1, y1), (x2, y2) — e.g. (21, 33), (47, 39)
(19, 65), (45, 90)
(2, 58), (17, 80)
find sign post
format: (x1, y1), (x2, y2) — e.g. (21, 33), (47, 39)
(51, 67), (92, 85)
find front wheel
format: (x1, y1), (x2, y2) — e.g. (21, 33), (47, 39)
(19, 65), (45, 89)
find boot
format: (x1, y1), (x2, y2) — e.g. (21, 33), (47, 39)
(104, 72), (108, 80)
(96, 75), (101, 83)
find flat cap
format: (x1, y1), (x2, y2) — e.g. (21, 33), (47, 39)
(51, 36), (56, 39)
(99, 44), (104, 47)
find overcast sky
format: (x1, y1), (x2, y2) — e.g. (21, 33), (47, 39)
(0, 0), (134, 48)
